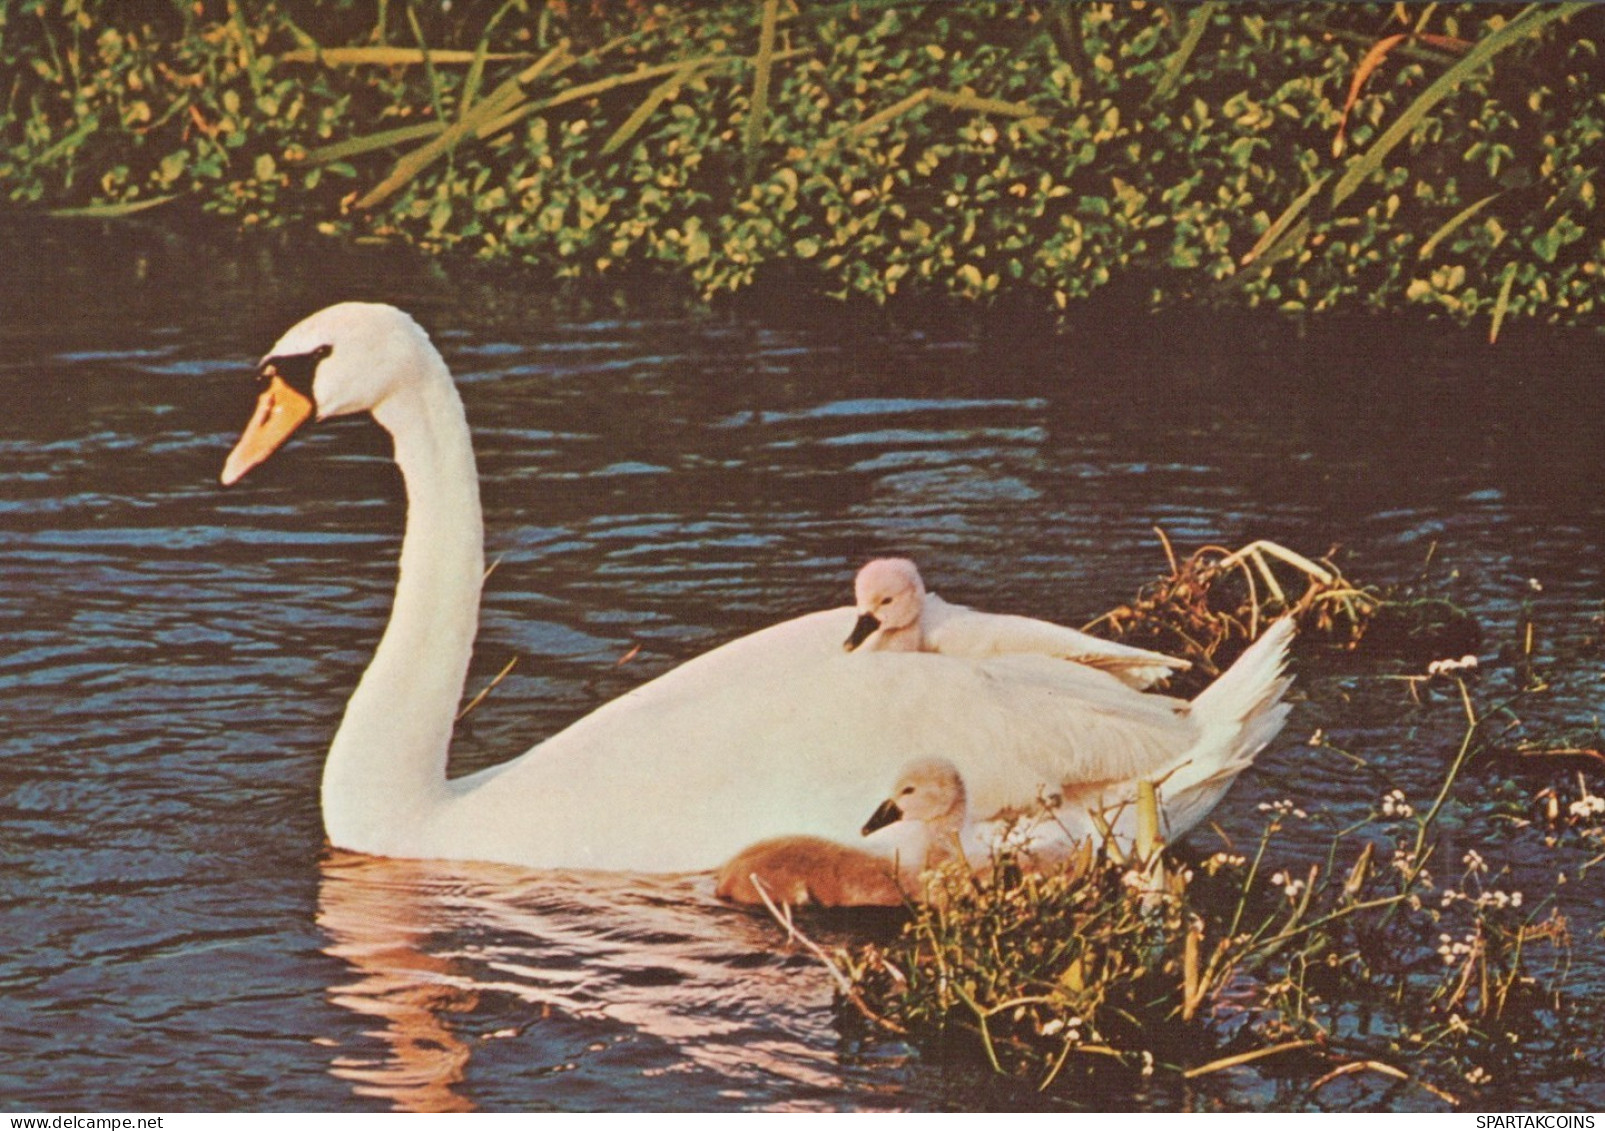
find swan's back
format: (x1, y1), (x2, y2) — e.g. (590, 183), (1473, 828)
(438, 606), (1202, 871)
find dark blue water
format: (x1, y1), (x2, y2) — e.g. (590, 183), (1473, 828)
(2, 224), (1603, 1111)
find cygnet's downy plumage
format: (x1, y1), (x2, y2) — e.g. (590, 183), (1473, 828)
(843, 557), (1189, 689)
(715, 758), (968, 908)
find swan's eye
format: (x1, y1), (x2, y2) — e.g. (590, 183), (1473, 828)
(900, 786), (915, 796)
(880, 597), (893, 607)
(260, 344), (334, 397)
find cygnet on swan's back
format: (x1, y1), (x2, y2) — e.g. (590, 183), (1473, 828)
(715, 758), (967, 908)
(842, 558), (1189, 689)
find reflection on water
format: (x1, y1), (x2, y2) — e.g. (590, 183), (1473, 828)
(320, 855), (480, 1113)
(316, 852), (886, 1112)
(2, 224), (1604, 1110)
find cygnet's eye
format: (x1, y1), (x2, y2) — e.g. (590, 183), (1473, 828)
(880, 596), (893, 606)
(900, 785), (915, 796)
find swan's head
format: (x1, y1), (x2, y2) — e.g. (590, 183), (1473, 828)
(221, 302), (440, 486)
(861, 757), (966, 836)
(844, 557), (927, 651)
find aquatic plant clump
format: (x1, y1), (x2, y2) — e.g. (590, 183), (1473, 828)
(1084, 536), (1379, 682)
(835, 678), (1581, 1106)
(2, 2), (1602, 331)
(1081, 535), (1484, 694)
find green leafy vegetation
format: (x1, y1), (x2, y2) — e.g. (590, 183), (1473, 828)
(4, 2), (1600, 330)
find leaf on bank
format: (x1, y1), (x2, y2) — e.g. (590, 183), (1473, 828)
(1240, 176), (1327, 267)
(1332, 32), (1470, 158)
(1150, 1), (1220, 105)
(278, 47), (535, 66)
(1330, 5), (1584, 212)
(741, 0), (781, 190)
(1418, 191), (1502, 260)
(47, 194), (180, 218)
(1488, 262), (1518, 345)
(601, 62), (707, 157)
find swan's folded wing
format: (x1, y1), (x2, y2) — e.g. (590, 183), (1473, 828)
(922, 595), (1190, 689)
(906, 651), (1197, 822)
(451, 608), (1200, 871)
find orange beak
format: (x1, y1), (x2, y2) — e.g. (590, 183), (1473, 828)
(220, 374), (315, 486)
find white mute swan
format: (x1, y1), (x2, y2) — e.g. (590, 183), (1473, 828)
(715, 757), (966, 907)
(221, 302), (1295, 873)
(845, 557), (1189, 689)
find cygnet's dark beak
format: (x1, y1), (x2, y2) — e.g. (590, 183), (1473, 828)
(844, 612), (880, 652)
(861, 798), (903, 836)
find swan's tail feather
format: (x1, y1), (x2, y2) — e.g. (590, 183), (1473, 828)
(1058, 619), (1297, 850)
(1156, 618), (1297, 834)
(1188, 616), (1296, 737)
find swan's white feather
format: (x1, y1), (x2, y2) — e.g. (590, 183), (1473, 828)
(922, 594), (1188, 688)
(441, 608), (1201, 869)
(227, 303), (1296, 874)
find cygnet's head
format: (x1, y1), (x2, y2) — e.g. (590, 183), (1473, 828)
(861, 757), (967, 837)
(222, 303), (442, 486)
(844, 557), (928, 651)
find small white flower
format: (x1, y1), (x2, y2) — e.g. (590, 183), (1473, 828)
(1462, 850), (1487, 874)
(1427, 654), (1479, 677)
(1270, 871), (1306, 900)
(1568, 794), (1605, 819)
(1381, 790), (1415, 819)
(1436, 931), (1477, 965)
(1205, 851), (1247, 876)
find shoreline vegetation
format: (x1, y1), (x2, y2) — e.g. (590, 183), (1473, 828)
(796, 539), (1601, 1109)
(3, 2), (1602, 336)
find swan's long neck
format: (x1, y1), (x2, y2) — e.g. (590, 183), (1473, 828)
(321, 356), (484, 854)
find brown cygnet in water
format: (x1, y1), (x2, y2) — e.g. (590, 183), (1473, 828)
(715, 757), (967, 908)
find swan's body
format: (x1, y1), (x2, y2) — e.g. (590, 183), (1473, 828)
(846, 557), (1188, 689)
(223, 303), (1295, 874)
(715, 758), (968, 907)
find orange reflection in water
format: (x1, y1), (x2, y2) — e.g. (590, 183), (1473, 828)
(315, 849), (863, 1112)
